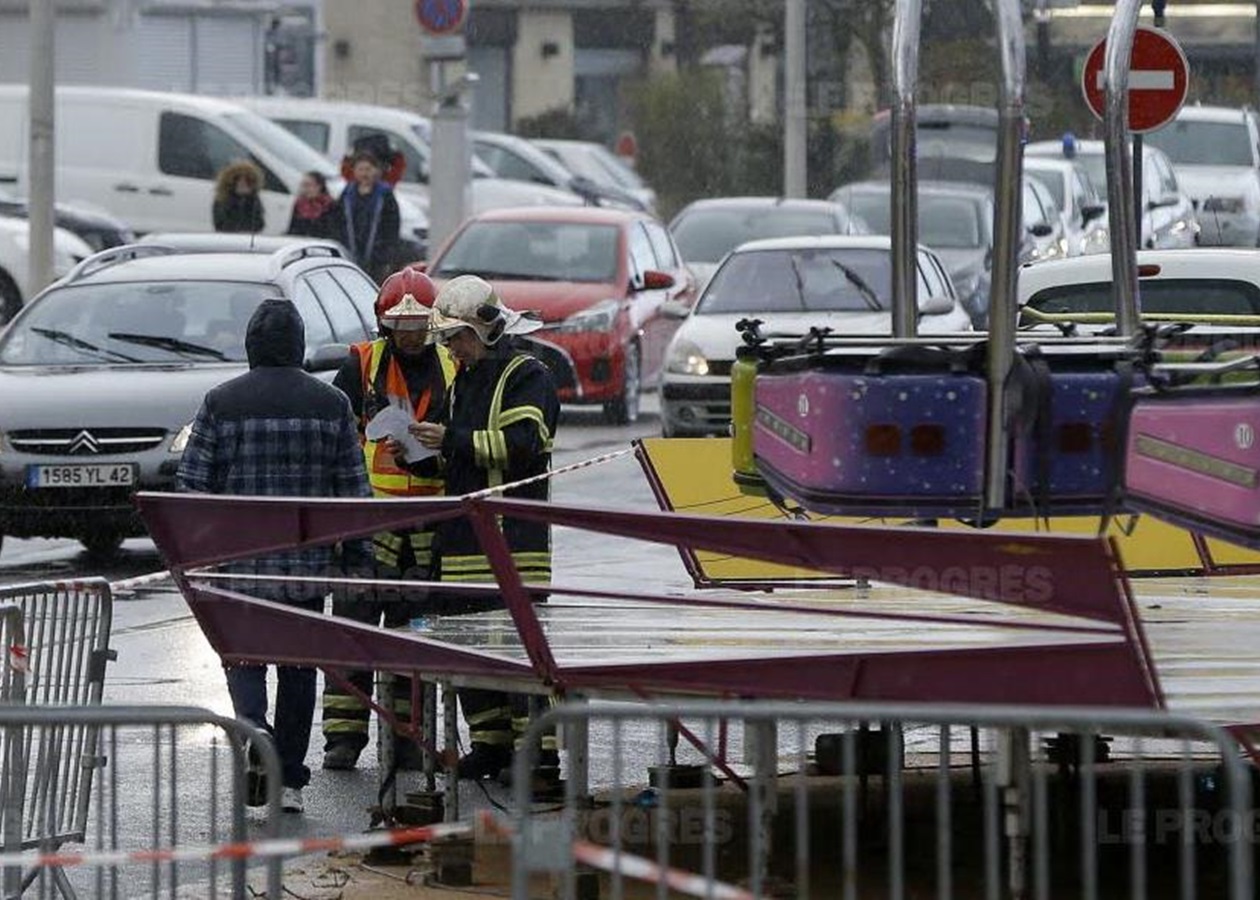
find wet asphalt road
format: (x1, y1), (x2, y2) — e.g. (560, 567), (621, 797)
(0, 395), (700, 869)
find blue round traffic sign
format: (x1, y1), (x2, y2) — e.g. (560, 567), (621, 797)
(415, 0), (467, 35)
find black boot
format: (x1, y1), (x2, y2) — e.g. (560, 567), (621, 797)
(322, 742), (362, 771)
(456, 742), (512, 781)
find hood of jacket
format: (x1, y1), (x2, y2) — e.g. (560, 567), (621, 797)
(246, 298), (305, 369)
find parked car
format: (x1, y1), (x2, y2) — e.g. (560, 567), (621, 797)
(1022, 176), (1068, 264)
(1145, 105), (1260, 247)
(1025, 138), (1198, 250)
(659, 235), (972, 437)
(0, 241), (379, 556)
(137, 232), (346, 255)
(830, 180), (995, 327)
(0, 188), (135, 252)
(427, 206), (695, 423)
(668, 197), (867, 294)
(532, 139), (657, 213)
(0, 216), (93, 323)
(241, 98), (585, 227)
(868, 104), (999, 176)
(1019, 248), (1260, 323)
(1022, 157), (1108, 256)
(0, 86), (427, 254)
(473, 130), (646, 210)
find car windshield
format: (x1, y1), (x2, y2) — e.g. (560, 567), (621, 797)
(1076, 153), (1107, 193)
(672, 208), (843, 263)
(1026, 167), (1065, 209)
(1147, 120), (1254, 167)
(433, 221), (620, 283)
(225, 112), (339, 177)
(0, 282), (273, 366)
(698, 247), (891, 314)
(1027, 279), (1260, 317)
(838, 192), (983, 249)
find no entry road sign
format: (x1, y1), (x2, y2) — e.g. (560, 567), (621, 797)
(1081, 26), (1189, 133)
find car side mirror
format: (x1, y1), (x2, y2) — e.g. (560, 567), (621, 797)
(917, 295), (955, 317)
(1081, 203), (1106, 224)
(1148, 194), (1177, 210)
(639, 270), (676, 291)
(1029, 222), (1054, 238)
(660, 299), (691, 319)
(305, 343), (350, 373)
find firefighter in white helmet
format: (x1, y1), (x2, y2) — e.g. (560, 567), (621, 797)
(411, 275), (559, 780)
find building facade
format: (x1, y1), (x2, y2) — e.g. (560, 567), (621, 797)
(0, 0), (320, 97)
(322, 0), (677, 142)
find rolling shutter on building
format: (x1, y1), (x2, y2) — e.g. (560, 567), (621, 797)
(136, 15), (194, 92)
(194, 15), (262, 95)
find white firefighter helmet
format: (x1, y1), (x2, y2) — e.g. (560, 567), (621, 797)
(429, 274), (542, 345)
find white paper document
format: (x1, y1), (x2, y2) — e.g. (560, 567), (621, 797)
(364, 404), (437, 463)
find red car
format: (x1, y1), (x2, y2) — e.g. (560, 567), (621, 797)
(426, 207), (696, 423)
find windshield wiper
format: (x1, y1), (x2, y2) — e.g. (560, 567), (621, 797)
(30, 327), (140, 363)
(108, 332), (229, 361)
(787, 254), (809, 312)
(830, 260), (884, 312)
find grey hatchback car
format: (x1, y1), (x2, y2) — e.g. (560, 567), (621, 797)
(0, 242), (379, 557)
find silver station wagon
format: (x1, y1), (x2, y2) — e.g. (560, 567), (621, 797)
(0, 241), (378, 557)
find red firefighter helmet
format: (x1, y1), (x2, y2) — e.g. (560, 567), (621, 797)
(375, 267), (437, 331)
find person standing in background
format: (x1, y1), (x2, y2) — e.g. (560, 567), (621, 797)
(213, 160), (266, 234)
(339, 142), (400, 283)
(287, 171), (341, 242)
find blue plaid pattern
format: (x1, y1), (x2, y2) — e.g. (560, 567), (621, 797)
(177, 406), (371, 602)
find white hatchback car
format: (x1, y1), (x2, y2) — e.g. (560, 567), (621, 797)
(1018, 248), (1260, 326)
(659, 235), (972, 436)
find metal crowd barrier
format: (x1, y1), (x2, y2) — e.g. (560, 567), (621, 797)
(1, 705), (282, 900)
(0, 605), (25, 704)
(512, 701), (1254, 900)
(0, 581), (115, 899)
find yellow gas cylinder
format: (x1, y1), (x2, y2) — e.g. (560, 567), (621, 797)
(730, 349), (762, 488)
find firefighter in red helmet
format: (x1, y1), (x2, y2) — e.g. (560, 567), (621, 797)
(321, 266), (456, 771)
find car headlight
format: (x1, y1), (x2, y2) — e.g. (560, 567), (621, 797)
(169, 423), (193, 454)
(666, 338), (710, 376)
(552, 299), (621, 334)
(1203, 196), (1246, 214)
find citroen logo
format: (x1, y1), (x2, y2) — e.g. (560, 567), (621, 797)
(68, 430), (101, 456)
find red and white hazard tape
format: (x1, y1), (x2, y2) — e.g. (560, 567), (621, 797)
(467, 447), (635, 499)
(0, 822), (470, 871)
(110, 569), (175, 594)
(479, 812), (752, 900)
(7, 644), (28, 674)
(572, 841), (755, 900)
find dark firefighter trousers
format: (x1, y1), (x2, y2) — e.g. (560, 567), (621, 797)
(321, 529), (433, 754)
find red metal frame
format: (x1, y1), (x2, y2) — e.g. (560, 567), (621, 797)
(137, 491), (1162, 711)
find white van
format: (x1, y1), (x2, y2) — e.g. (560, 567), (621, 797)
(238, 98), (584, 217)
(0, 86), (427, 251)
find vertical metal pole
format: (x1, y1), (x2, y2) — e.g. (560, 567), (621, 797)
(1132, 134), (1144, 250)
(1104, 0), (1144, 336)
(998, 728), (1031, 900)
(378, 676), (397, 819)
(982, 0), (1027, 511)
(890, 0), (922, 339)
(429, 62), (474, 254)
(442, 681), (459, 822)
(28, 0), (56, 297)
(783, 0), (807, 199)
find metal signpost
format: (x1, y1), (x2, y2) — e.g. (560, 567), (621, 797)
(1081, 22), (1188, 334)
(419, 0), (472, 254)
